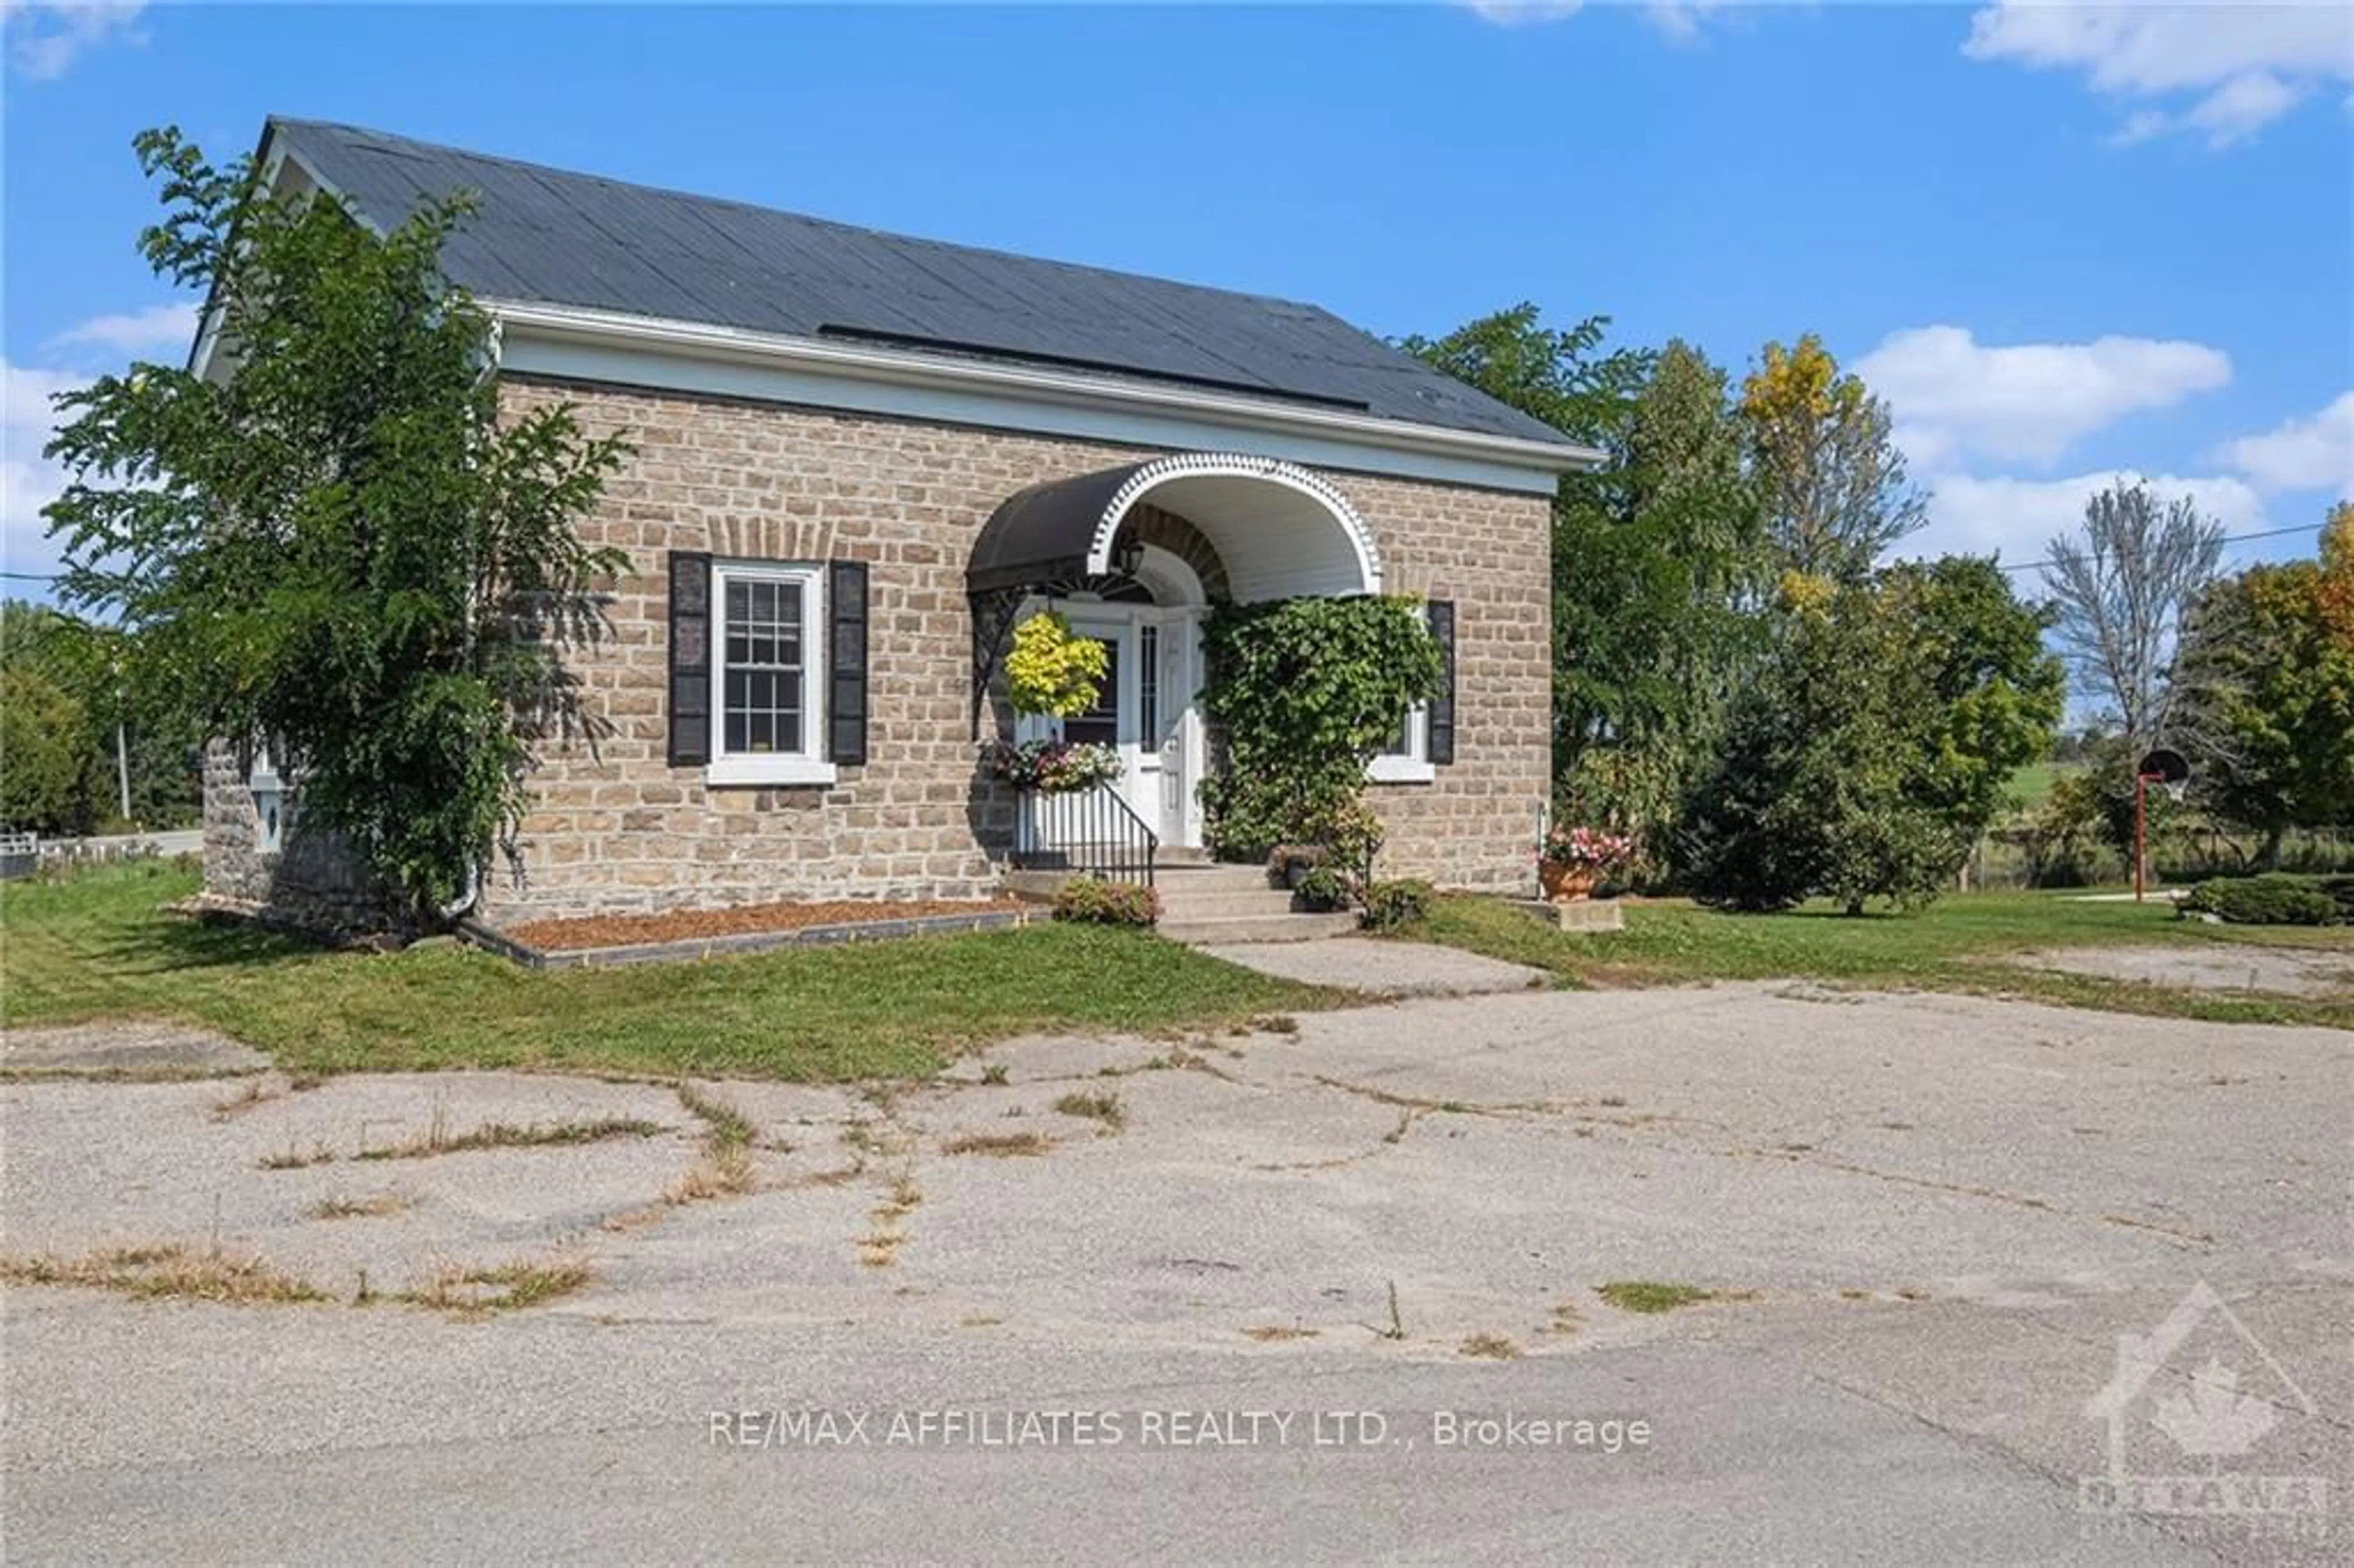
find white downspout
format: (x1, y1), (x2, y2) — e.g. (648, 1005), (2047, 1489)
(437, 316), (504, 929)
(436, 858), (481, 924)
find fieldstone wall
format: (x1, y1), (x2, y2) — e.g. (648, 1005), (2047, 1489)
(205, 377), (1553, 924)
(200, 741), (396, 932)
(1320, 470), (1553, 892)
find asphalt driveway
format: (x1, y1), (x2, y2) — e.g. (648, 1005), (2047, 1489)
(4, 982), (2347, 1563)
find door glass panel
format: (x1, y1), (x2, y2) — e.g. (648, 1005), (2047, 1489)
(1139, 625), (1160, 745)
(1062, 639), (1119, 749)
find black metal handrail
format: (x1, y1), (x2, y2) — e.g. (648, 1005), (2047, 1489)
(1011, 780), (1158, 887)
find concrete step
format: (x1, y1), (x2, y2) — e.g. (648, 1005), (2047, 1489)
(1153, 864), (1281, 894)
(1160, 910), (1359, 945)
(1156, 889), (1303, 920)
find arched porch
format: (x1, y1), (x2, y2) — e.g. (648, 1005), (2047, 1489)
(967, 451), (1384, 852)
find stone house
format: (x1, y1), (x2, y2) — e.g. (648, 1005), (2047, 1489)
(200, 119), (1596, 927)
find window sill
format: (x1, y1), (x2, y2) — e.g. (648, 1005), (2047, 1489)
(705, 756), (839, 788)
(1366, 757), (1435, 785)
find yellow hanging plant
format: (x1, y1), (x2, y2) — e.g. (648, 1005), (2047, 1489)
(1005, 610), (1110, 718)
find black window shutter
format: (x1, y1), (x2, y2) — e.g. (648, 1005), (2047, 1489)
(1425, 599), (1457, 766)
(667, 552), (712, 768)
(827, 560), (869, 766)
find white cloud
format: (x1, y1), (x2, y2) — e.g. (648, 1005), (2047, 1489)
(1, 360), (87, 584)
(45, 302), (198, 358)
(1856, 325), (2231, 469)
(2, 0), (147, 80)
(1465, 1), (1585, 24)
(1917, 470), (2268, 564)
(1965, 2), (2354, 148)
(1464, 0), (1736, 32)
(1644, 2), (1724, 42)
(6, 304), (200, 581)
(2105, 107), (2171, 147)
(2181, 69), (2306, 147)
(2217, 391), (2354, 497)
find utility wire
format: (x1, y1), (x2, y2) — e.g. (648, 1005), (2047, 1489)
(1992, 521), (2325, 573)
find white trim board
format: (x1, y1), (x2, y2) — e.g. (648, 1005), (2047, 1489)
(491, 303), (1590, 497)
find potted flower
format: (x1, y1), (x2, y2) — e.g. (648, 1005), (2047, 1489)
(1537, 825), (1635, 904)
(1265, 843), (1327, 890)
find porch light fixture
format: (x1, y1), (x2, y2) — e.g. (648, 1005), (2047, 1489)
(249, 745), (286, 854)
(1111, 533), (1145, 579)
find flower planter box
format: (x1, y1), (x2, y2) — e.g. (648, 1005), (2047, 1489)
(1537, 862), (1598, 903)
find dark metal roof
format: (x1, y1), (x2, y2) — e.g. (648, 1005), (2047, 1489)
(267, 118), (1578, 450)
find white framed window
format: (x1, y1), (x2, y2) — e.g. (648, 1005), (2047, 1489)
(1369, 705), (1434, 784)
(705, 561), (836, 786)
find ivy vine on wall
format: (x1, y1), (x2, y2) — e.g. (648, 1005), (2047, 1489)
(1196, 596), (1441, 866)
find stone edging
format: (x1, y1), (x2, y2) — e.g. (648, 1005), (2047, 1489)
(456, 908), (1033, 970)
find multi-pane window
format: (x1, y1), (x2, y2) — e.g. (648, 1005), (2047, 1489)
(708, 563), (825, 780)
(722, 576), (806, 756)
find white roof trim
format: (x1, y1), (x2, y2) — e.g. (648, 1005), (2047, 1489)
(189, 132), (368, 384)
(485, 299), (1600, 480)
(1085, 452), (1382, 593)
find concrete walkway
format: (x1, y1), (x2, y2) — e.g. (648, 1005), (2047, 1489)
(2010, 942), (2354, 997)
(1196, 934), (1550, 996)
(1, 1021), (270, 1076)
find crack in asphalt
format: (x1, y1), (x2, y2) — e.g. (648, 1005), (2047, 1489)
(1725, 1144), (2219, 1249)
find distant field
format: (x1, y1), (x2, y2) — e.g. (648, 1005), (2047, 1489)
(2004, 761), (2082, 812)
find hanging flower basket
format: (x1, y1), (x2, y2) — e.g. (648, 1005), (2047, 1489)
(986, 738), (1121, 794)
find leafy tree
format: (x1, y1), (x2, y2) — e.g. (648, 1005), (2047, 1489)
(1683, 575), (1915, 911)
(1, 602), (94, 833)
(1738, 334), (1925, 581)
(42, 128), (630, 920)
(1396, 304), (1649, 447)
(1876, 556), (2066, 850)
(2173, 504), (2354, 861)
(0, 600), (203, 833)
(1402, 308), (1768, 865)
(0, 661), (97, 834)
(1552, 341), (1764, 872)
(1685, 560), (2059, 913)
(2043, 478), (2225, 751)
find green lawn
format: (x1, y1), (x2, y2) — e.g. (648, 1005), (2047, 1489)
(1406, 891), (2353, 1030)
(0, 864), (1337, 1080)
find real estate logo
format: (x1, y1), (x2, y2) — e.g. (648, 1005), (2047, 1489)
(2079, 1281), (2328, 1541)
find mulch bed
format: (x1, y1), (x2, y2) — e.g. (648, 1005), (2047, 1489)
(503, 898), (1031, 954)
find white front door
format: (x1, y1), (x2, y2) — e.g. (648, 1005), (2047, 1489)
(1136, 611), (1201, 847)
(1054, 607), (1200, 849)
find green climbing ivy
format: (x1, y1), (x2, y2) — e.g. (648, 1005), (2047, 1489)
(1196, 596), (1441, 866)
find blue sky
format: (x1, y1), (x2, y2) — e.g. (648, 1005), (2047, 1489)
(6, 2), (2350, 593)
